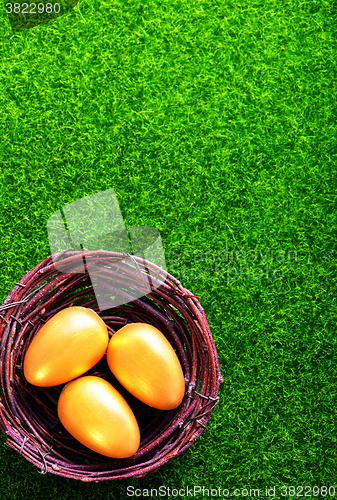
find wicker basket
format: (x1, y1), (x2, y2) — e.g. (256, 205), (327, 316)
(0, 250), (222, 482)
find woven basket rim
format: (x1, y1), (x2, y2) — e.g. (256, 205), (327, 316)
(0, 250), (222, 481)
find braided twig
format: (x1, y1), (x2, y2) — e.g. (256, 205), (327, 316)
(0, 250), (222, 482)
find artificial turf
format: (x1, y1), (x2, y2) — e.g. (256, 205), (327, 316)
(0, 0), (337, 498)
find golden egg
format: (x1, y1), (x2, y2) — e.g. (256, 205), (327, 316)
(23, 306), (109, 387)
(106, 323), (185, 410)
(57, 376), (140, 458)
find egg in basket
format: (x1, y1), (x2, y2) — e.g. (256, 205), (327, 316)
(0, 249), (222, 481)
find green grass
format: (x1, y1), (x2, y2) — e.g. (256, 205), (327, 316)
(0, 0), (337, 498)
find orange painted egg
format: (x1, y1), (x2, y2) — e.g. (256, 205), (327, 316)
(23, 306), (109, 387)
(106, 323), (185, 410)
(57, 376), (140, 458)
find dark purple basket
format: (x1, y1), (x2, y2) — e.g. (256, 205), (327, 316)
(0, 250), (222, 482)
